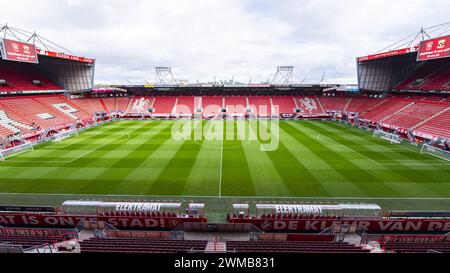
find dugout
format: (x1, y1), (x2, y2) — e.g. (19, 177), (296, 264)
(256, 204), (382, 218)
(61, 201), (182, 216)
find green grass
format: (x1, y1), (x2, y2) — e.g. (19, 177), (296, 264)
(0, 120), (449, 221)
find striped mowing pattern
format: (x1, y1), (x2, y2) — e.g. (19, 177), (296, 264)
(0, 120), (448, 200)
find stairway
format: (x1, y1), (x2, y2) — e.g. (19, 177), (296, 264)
(411, 106), (450, 130)
(124, 97), (133, 114)
(172, 97), (179, 115)
(205, 241), (227, 253)
(316, 96), (326, 114)
(293, 97), (300, 109)
(343, 98), (353, 113)
(150, 97), (156, 109)
(379, 101), (416, 123)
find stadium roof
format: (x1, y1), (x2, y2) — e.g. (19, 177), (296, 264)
(0, 23), (95, 64)
(357, 22), (450, 62)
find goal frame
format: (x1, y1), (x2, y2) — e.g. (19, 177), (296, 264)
(420, 144), (450, 162)
(52, 129), (79, 143)
(0, 141), (34, 162)
(373, 129), (403, 144)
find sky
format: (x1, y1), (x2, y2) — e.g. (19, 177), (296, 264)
(0, 0), (449, 85)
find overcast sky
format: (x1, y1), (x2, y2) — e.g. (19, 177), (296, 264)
(0, 0), (449, 85)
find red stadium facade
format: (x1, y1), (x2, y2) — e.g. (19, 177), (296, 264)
(0, 24), (450, 255)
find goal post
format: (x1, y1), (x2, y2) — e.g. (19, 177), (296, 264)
(420, 144), (450, 162)
(0, 141), (34, 162)
(52, 129), (79, 143)
(373, 129), (403, 144)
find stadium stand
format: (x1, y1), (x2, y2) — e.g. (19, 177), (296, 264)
(295, 96), (325, 116)
(0, 234), (70, 249)
(115, 97), (131, 113)
(382, 241), (450, 253)
(423, 68), (450, 91)
(70, 98), (107, 114)
(414, 108), (450, 139)
(248, 96), (271, 117)
(381, 101), (448, 130)
(319, 96), (350, 113)
(271, 96), (296, 114)
(359, 98), (413, 123)
(345, 96), (384, 115)
(0, 96), (76, 129)
(127, 96), (154, 114)
(80, 238), (208, 253)
(34, 95), (90, 120)
(202, 96), (223, 117)
(0, 61), (61, 92)
(395, 59), (450, 92)
(226, 240), (370, 253)
(152, 96), (177, 115)
(101, 97), (119, 113)
(175, 96), (196, 116)
(224, 96), (247, 117)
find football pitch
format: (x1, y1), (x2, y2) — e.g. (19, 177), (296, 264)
(0, 120), (449, 220)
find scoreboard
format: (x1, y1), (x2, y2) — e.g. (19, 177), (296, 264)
(417, 35), (450, 61)
(0, 38), (39, 64)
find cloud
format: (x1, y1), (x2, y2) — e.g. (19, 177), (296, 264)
(0, 0), (449, 85)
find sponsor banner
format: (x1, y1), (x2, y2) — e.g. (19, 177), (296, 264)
(229, 218), (450, 233)
(0, 205), (55, 213)
(380, 123), (399, 130)
(412, 130), (437, 140)
(0, 38), (39, 64)
(36, 48), (95, 64)
(358, 46), (418, 62)
(22, 130), (43, 139)
(377, 234), (450, 243)
(0, 213), (207, 229)
(417, 35), (450, 61)
(280, 114), (295, 118)
(0, 227), (76, 237)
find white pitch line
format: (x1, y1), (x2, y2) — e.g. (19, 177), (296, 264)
(315, 134), (382, 166)
(218, 129), (224, 198)
(315, 134), (448, 167)
(1, 192), (450, 201)
(328, 122), (449, 166)
(4, 133), (131, 164)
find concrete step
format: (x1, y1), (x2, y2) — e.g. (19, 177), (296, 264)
(205, 242), (226, 253)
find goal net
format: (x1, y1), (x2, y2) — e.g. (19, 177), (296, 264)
(373, 130), (403, 144)
(420, 144), (450, 162)
(52, 129), (79, 143)
(0, 142), (34, 162)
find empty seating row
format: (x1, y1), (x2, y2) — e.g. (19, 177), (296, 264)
(227, 240), (370, 253)
(0, 61), (62, 92)
(415, 109), (450, 139)
(80, 238), (207, 253)
(0, 234), (69, 249)
(395, 60), (450, 92)
(383, 241), (450, 253)
(381, 102), (448, 130)
(359, 99), (412, 123)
